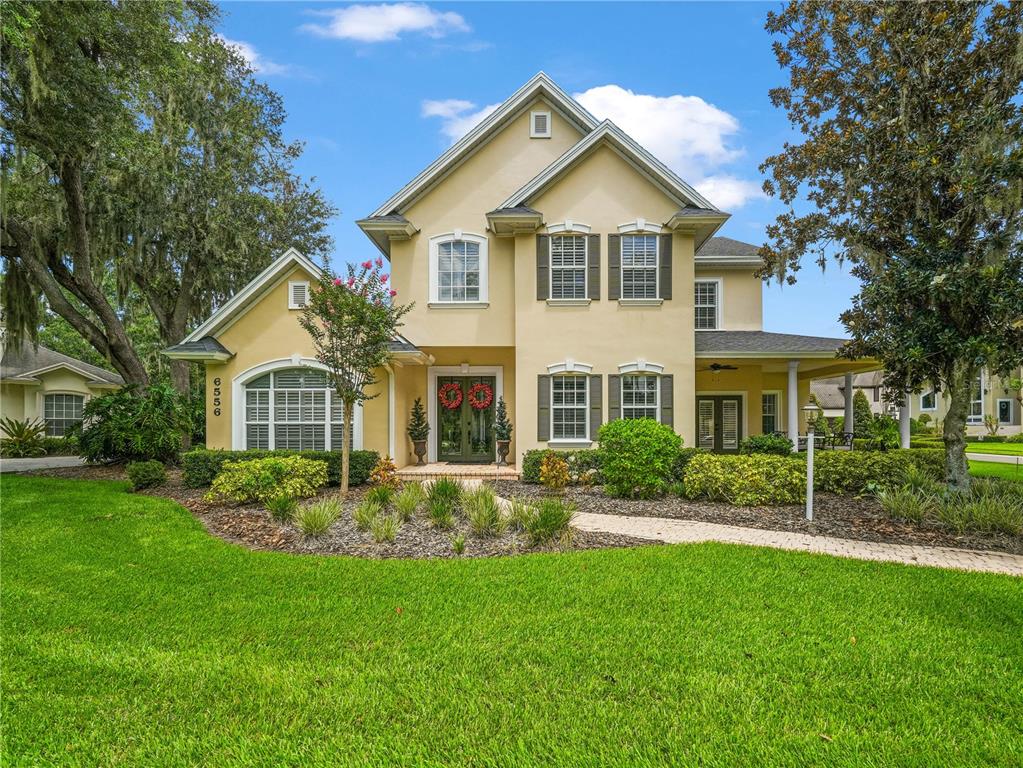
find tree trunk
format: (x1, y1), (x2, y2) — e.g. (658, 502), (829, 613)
(169, 359), (192, 451)
(340, 399), (353, 497)
(943, 364), (973, 490)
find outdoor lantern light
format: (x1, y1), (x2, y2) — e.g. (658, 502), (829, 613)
(803, 402), (818, 521)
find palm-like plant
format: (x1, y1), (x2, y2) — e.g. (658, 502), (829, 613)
(0, 417), (48, 458)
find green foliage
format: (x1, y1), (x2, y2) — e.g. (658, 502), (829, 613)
(370, 514), (399, 544)
(125, 460), (166, 491)
(598, 419), (682, 498)
(369, 455), (399, 490)
(0, 417), (46, 457)
(852, 392), (874, 439)
(450, 533), (466, 556)
(427, 478), (462, 507)
(868, 415), (901, 450)
(876, 486), (933, 524)
(294, 497), (341, 538)
(407, 398), (430, 442)
(493, 396), (513, 441)
(520, 497), (577, 546)
(1007, 433), (1023, 444)
(683, 453), (805, 506)
(365, 485), (394, 508)
(463, 485), (507, 537)
(539, 453), (569, 492)
(427, 498), (455, 530)
(740, 434), (794, 456)
(205, 456), (327, 505)
(265, 493), (298, 523)
(878, 477), (1023, 535)
(394, 482), (425, 522)
(181, 448), (378, 488)
(521, 449), (603, 485)
(353, 500), (382, 532)
(75, 384), (191, 464)
(814, 450), (945, 495)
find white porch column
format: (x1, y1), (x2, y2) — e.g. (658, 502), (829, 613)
(788, 361), (800, 451)
(844, 372), (855, 436)
(899, 392), (911, 448)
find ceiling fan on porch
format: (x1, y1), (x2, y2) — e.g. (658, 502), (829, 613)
(700, 363), (739, 372)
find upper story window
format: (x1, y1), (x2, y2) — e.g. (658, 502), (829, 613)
(550, 235), (587, 300)
(44, 393), (84, 437)
(621, 374), (658, 420)
(429, 232), (488, 305)
(530, 110), (551, 138)
(621, 234), (658, 300)
(920, 389), (936, 411)
(694, 279), (720, 330)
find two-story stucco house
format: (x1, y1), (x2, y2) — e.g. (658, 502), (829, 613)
(167, 73), (875, 467)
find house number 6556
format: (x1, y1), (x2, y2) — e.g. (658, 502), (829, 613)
(212, 378), (222, 416)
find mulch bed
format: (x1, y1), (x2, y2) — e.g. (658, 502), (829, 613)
(22, 465), (654, 560)
(494, 481), (1023, 556)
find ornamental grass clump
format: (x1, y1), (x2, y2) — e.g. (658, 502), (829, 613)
(463, 485), (507, 537)
(365, 485), (394, 508)
(265, 493), (298, 523)
(294, 497), (341, 538)
(427, 478), (462, 508)
(451, 533), (466, 555)
(394, 482), (425, 521)
(353, 500), (382, 531)
(876, 486), (933, 524)
(428, 498), (455, 530)
(371, 514), (400, 543)
(524, 497), (577, 545)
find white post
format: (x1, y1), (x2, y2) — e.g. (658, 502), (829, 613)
(899, 392), (911, 449)
(806, 424), (815, 520)
(844, 372), (855, 436)
(788, 361), (800, 451)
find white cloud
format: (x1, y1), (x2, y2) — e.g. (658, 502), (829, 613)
(693, 175), (766, 210)
(573, 84), (765, 209)
(219, 36), (292, 76)
(421, 99), (499, 143)
(301, 3), (469, 43)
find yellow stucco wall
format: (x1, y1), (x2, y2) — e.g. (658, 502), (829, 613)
(694, 267), (763, 331)
(1, 369), (115, 432)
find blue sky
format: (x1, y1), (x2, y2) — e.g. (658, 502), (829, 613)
(218, 1), (859, 337)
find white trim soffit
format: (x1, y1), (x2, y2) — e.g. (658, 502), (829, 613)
(547, 359), (594, 374)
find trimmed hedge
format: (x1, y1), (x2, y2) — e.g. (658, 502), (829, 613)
(182, 448), (378, 488)
(684, 453), (805, 506)
(814, 449), (944, 494)
(126, 460), (166, 491)
(522, 449), (603, 485)
(598, 419), (682, 498)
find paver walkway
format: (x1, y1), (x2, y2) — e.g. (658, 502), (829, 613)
(1, 456), (85, 473)
(573, 511), (1023, 576)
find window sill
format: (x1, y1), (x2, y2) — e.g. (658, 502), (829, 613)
(427, 301), (490, 309)
(617, 298), (663, 307)
(547, 439), (593, 448)
(694, 327), (721, 331)
(545, 298), (591, 307)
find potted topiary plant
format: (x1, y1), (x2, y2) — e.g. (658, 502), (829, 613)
(493, 396), (513, 466)
(407, 397), (430, 466)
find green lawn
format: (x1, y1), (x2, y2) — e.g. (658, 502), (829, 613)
(970, 459), (1023, 481)
(967, 441), (1023, 456)
(3, 476), (1022, 767)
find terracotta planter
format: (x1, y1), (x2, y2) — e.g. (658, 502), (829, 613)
(412, 439), (428, 466)
(496, 439), (511, 467)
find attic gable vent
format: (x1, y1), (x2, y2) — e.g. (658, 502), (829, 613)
(288, 280), (309, 309)
(530, 110), (551, 139)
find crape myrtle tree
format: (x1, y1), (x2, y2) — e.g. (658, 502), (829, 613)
(300, 259), (412, 496)
(760, 1), (1023, 488)
(1, 0), (334, 392)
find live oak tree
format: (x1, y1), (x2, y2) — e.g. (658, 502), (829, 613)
(300, 260), (412, 496)
(760, 1), (1023, 488)
(1, 0), (334, 393)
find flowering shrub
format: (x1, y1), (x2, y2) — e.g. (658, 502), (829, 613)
(598, 419), (682, 498)
(683, 453), (805, 506)
(205, 456), (327, 505)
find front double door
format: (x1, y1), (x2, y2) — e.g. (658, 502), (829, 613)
(437, 376), (496, 463)
(697, 396), (743, 453)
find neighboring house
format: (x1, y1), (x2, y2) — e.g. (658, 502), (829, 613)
(811, 371), (893, 419)
(0, 342), (124, 436)
(910, 368), (1022, 436)
(167, 73), (874, 465)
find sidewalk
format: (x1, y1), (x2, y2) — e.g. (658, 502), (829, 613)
(1, 456), (86, 473)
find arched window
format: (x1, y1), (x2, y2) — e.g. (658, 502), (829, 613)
(243, 367), (355, 451)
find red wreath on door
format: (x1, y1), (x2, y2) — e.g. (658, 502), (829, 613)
(467, 382), (494, 410)
(438, 382), (463, 410)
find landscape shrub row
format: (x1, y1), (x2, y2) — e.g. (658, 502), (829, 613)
(205, 456), (328, 505)
(813, 449), (945, 495)
(181, 448), (378, 488)
(684, 453), (805, 506)
(522, 445), (704, 488)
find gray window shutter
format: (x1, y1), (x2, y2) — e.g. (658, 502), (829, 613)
(608, 235), (621, 301)
(537, 375), (551, 441)
(660, 374), (674, 429)
(589, 374), (602, 440)
(587, 234), (601, 301)
(536, 235), (549, 301)
(608, 374), (621, 421)
(659, 234), (672, 300)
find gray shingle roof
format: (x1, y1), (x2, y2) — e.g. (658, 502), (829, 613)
(811, 372), (885, 409)
(1, 343), (124, 385)
(695, 330), (850, 355)
(696, 236), (760, 259)
(389, 335), (421, 353)
(164, 337), (233, 357)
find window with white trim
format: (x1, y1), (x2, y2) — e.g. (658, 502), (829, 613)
(621, 235), (658, 299)
(967, 373), (983, 424)
(288, 281), (309, 309)
(43, 393), (84, 437)
(694, 280), (719, 330)
(920, 389), (936, 411)
(762, 392), (779, 434)
(551, 375), (588, 440)
(622, 374), (658, 420)
(550, 235), (587, 300)
(244, 368), (351, 450)
(430, 234), (488, 304)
